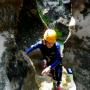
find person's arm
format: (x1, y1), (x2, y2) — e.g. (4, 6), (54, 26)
(41, 43), (62, 75)
(25, 41), (41, 54)
(41, 55), (62, 75)
(50, 42), (63, 69)
(50, 50), (62, 69)
(60, 44), (64, 58)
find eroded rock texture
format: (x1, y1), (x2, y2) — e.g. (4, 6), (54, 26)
(1, 0), (90, 90)
(63, 0), (90, 90)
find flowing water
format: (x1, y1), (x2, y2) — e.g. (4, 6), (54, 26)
(0, 32), (11, 90)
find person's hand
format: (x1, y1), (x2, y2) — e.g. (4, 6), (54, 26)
(41, 66), (51, 76)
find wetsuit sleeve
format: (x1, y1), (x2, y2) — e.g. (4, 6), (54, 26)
(60, 44), (64, 58)
(50, 51), (62, 69)
(25, 41), (41, 54)
(50, 43), (62, 69)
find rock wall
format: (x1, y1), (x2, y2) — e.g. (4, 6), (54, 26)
(0, 0), (22, 32)
(0, 0), (22, 90)
(1, 0), (90, 90)
(63, 0), (90, 90)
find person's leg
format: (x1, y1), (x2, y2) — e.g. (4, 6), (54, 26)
(55, 65), (62, 87)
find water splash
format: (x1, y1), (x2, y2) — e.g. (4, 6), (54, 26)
(0, 32), (12, 90)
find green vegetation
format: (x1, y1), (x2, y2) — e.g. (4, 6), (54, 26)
(37, 8), (51, 28)
(54, 28), (62, 37)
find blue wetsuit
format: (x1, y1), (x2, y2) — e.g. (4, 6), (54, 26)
(25, 40), (62, 82)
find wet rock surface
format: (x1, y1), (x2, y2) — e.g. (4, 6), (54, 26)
(64, 3), (90, 90)
(0, 0), (90, 90)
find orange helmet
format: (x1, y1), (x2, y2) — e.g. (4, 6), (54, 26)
(43, 29), (57, 43)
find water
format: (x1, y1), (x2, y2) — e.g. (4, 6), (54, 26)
(0, 32), (12, 90)
(0, 31), (77, 90)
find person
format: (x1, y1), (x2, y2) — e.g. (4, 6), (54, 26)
(25, 28), (64, 90)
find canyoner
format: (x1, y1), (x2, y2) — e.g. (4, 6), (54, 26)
(19, 50), (76, 90)
(16, 28), (76, 90)
(24, 28), (63, 90)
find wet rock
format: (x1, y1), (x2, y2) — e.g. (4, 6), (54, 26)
(63, 2), (90, 89)
(1, 0), (90, 90)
